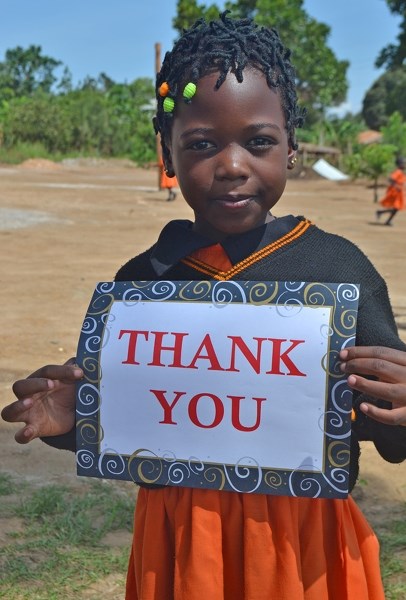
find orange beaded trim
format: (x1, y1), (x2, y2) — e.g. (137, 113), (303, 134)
(181, 219), (312, 280)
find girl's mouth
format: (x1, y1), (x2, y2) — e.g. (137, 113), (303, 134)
(215, 195), (254, 209)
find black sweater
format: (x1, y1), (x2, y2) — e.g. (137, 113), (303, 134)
(44, 216), (406, 490)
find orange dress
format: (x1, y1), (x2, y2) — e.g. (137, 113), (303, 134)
(126, 487), (384, 600)
(160, 158), (178, 190)
(125, 244), (385, 600)
(380, 168), (406, 210)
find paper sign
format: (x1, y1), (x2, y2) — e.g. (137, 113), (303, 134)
(76, 280), (359, 498)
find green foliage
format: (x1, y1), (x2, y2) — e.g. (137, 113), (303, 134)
(0, 45), (61, 101)
(362, 68), (406, 130)
(376, 0), (406, 69)
(343, 153), (364, 180)
(344, 144), (397, 201)
(173, 0), (221, 31)
(0, 473), (17, 496)
(2, 92), (72, 153)
(255, 0), (348, 118)
(0, 142), (66, 164)
(381, 111), (406, 156)
(0, 47), (156, 163)
(299, 115), (364, 153)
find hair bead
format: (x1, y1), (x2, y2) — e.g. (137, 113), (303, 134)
(183, 82), (197, 102)
(159, 82), (170, 97)
(163, 97), (175, 113)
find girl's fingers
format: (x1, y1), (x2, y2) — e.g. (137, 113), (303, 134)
(11, 364), (83, 400)
(346, 374), (406, 426)
(359, 402), (406, 426)
(340, 346), (406, 384)
(1, 398), (33, 423)
(346, 374), (406, 401)
(27, 362), (83, 382)
(342, 358), (406, 383)
(12, 377), (55, 401)
(340, 346), (406, 367)
(14, 424), (38, 444)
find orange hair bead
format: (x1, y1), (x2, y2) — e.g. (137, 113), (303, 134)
(159, 82), (170, 97)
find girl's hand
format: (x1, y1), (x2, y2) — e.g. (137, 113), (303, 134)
(340, 346), (406, 426)
(1, 359), (83, 443)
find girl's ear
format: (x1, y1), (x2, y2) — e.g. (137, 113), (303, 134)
(287, 149), (298, 170)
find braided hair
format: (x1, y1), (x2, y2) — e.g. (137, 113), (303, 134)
(154, 11), (305, 166)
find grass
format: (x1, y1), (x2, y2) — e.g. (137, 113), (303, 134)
(0, 142), (65, 164)
(0, 473), (405, 599)
(0, 143), (108, 165)
(379, 516), (406, 599)
(0, 473), (135, 599)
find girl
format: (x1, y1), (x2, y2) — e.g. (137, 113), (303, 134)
(3, 13), (406, 600)
(376, 156), (406, 226)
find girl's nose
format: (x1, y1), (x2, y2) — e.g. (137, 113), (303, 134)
(214, 145), (250, 180)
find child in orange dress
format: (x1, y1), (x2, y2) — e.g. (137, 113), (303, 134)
(376, 156), (406, 225)
(3, 12), (406, 600)
(160, 156), (178, 201)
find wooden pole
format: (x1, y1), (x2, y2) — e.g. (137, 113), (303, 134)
(155, 43), (162, 191)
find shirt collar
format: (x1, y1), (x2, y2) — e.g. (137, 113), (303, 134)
(150, 215), (300, 276)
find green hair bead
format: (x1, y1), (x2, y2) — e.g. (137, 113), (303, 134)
(163, 97), (175, 113)
(183, 82), (197, 102)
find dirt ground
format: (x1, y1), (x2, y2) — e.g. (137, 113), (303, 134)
(0, 159), (405, 595)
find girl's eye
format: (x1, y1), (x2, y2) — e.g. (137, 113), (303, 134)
(188, 140), (215, 151)
(247, 137), (275, 149)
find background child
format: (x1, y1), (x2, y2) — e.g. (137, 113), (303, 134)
(376, 156), (406, 226)
(159, 155), (178, 201)
(3, 12), (406, 600)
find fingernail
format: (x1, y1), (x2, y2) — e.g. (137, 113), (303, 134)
(22, 398), (33, 408)
(23, 426), (33, 438)
(73, 368), (83, 378)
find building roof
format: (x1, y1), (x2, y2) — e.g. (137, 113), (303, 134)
(357, 130), (383, 145)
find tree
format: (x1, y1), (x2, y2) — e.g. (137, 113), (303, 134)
(0, 45), (62, 100)
(362, 68), (406, 129)
(2, 92), (71, 152)
(317, 116), (364, 156)
(344, 144), (397, 202)
(173, 0), (348, 120)
(57, 66), (73, 94)
(381, 111), (406, 156)
(173, 0), (220, 31)
(376, 0), (406, 69)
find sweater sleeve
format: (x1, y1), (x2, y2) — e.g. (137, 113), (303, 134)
(41, 428), (76, 452)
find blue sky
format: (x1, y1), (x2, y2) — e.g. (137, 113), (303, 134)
(0, 0), (402, 114)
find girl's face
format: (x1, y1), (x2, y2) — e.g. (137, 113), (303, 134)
(167, 68), (295, 241)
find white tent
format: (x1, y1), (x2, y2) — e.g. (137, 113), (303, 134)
(312, 158), (349, 182)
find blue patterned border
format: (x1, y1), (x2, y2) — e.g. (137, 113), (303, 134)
(76, 280), (359, 498)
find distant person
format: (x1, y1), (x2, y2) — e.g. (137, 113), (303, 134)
(159, 156), (178, 201)
(376, 157), (406, 226)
